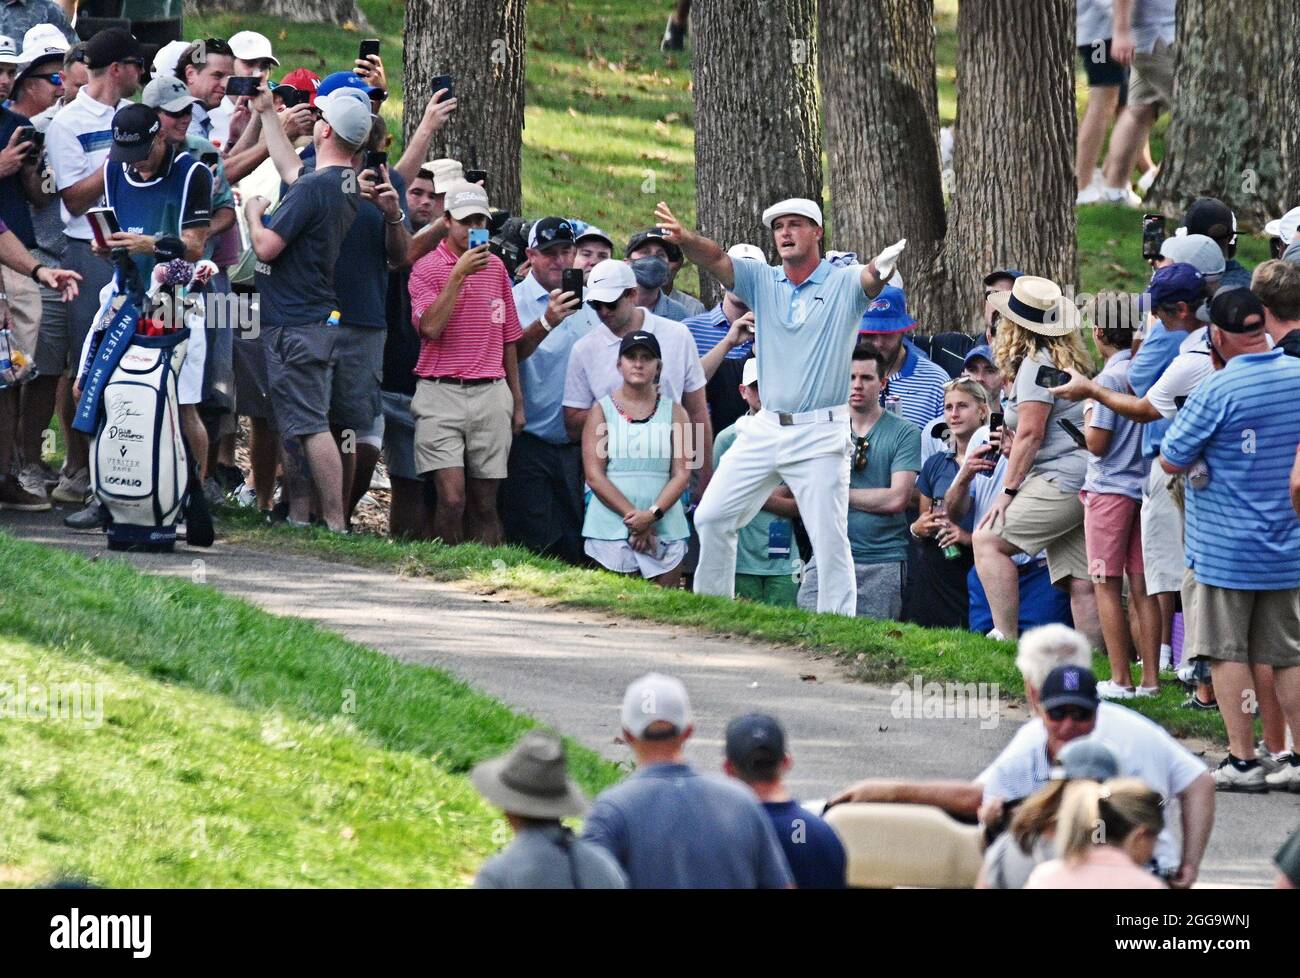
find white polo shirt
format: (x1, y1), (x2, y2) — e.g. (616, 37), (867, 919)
(563, 308), (706, 410)
(44, 87), (133, 241)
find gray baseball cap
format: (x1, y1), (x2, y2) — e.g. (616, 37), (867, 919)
(1160, 233), (1226, 278)
(142, 75), (194, 114)
(319, 92), (372, 147)
(1049, 738), (1120, 782)
(621, 673), (691, 739)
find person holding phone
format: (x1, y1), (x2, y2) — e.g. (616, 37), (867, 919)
(408, 179), (524, 546)
(971, 275), (1099, 647)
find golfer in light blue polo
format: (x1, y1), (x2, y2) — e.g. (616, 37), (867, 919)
(654, 198), (905, 615)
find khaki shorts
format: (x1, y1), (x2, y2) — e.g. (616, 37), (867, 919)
(1140, 460), (1185, 595)
(3, 268), (42, 363)
(1129, 40), (1175, 111)
(1182, 568), (1300, 667)
(412, 377), (512, 479)
(996, 473), (1088, 586)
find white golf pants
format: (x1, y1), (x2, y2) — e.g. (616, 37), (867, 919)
(694, 409), (856, 615)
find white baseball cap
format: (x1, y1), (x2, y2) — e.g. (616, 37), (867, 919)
(419, 157), (463, 193)
(443, 179), (490, 220)
(742, 358), (758, 387)
(0, 35), (19, 64)
(761, 197), (822, 229)
(620, 672), (691, 739)
(585, 258), (637, 303)
(229, 30), (279, 66)
(1264, 206), (1300, 247)
(728, 242), (766, 263)
(152, 39), (190, 80)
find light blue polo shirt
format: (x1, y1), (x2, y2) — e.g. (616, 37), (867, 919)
(1161, 348), (1300, 590)
(730, 257), (873, 414)
(1129, 320), (1184, 460)
(512, 273), (596, 444)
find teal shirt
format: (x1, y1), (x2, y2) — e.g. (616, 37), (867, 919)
(714, 420), (801, 577)
(847, 412), (921, 565)
(729, 257), (873, 414)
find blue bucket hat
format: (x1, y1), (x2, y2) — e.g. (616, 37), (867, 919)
(858, 286), (916, 334)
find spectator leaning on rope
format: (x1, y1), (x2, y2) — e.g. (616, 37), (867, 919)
(1159, 288), (1300, 794)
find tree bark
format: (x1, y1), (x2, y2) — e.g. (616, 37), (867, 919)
(821, 0), (1077, 332)
(691, 0), (822, 306)
(184, 0), (368, 27)
(403, 0), (527, 216)
(1147, 1), (1300, 230)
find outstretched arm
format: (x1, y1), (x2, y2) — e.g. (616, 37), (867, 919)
(653, 200), (733, 290)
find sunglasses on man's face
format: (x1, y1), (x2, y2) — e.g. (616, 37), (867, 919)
(30, 72), (62, 86)
(587, 299), (619, 313)
(1046, 705), (1095, 723)
(162, 104), (193, 119)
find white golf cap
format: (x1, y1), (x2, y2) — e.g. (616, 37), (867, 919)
(761, 197), (822, 229)
(419, 157), (463, 193)
(443, 179), (490, 220)
(728, 242), (767, 264)
(585, 258), (637, 303)
(742, 358), (758, 387)
(319, 93), (372, 147)
(1264, 206), (1300, 246)
(152, 39), (190, 79)
(620, 672), (691, 739)
(16, 24), (68, 73)
(0, 35), (18, 64)
(229, 30), (279, 66)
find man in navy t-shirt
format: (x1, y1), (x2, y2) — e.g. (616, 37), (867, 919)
(723, 713), (847, 888)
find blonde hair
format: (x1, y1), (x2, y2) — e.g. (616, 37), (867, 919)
(992, 316), (1094, 379)
(1056, 778), (1164, 864)
(943, 377), (990, 422)
(1009, 780), (1068, 854)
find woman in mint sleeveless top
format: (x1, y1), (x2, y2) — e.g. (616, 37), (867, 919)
(581, 331), (692, 587)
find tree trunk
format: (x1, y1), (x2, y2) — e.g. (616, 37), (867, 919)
(1147, 1), (1300, 230)
(821, 0), (1077, 332)
(819, 0), (957, 331)
(403, 0), (527, 216)
(184, 0), (367, 27)
(691, 0), (822, 306)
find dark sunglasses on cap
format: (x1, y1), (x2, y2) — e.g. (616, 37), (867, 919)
(1046, 704), (1096, 723)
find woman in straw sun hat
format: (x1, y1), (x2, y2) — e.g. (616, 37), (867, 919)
(971, 276), (1100, 647)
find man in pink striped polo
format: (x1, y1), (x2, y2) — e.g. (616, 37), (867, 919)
(408, 180), (524, 544)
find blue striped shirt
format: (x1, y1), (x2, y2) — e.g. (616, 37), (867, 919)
(883, 340), (950, 431)
(1161, 349), (1300, 590)
(683, 304), (753, 361)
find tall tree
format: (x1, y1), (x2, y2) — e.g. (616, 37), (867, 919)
(1147, 1), (1300, 229)
(185, 0), (367, 26)
(821, 0), (1077, 331)
(691, 0), (822, 305)
(403, 0), (527, 216)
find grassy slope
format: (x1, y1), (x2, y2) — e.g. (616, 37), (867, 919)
(0, 532), (623, 887)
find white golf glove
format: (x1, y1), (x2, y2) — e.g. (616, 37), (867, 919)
(872, 238), (907, 279)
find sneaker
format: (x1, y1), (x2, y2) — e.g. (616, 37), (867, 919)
(1102, 185), (1143, 208)
(1256, 744), (1287, 775)
(1159, 644), (1173, 673)
(50, 466), (91, 504)
(16, 463), (51, 503)
(233, 483), (258, 508)
(31, 460), (61, 488)
(202, 476), (227, 509)
(0, 473), (52, 511)
(1264, 754), (1300, 792)
(1181, 693), (1218, 711)
(63, 497), (106, 530)
(1076, 185), (1104, 206)
(1133, 684), (1160, 698)
(660, 14), (686, 51)
(1137, 166), (1160, 194)
(1097, 679), (1136, 700)
(1212, 755), (1269, 793)
(985, 628), (1007, 641)
(1176, 661), (1198, 688)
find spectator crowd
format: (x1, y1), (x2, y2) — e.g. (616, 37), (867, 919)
(1, 0), (1299, 888)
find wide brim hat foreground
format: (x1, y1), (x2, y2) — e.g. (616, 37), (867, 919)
(470, 730), (588, 819)
(985, 275), (1080, 336)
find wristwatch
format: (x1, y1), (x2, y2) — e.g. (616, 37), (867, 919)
(1003, 486), (1019, 498)
(649, 505), (663, 521)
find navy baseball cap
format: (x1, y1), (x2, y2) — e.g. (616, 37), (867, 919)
(1147, 262), (1205, 308)
(527, 216), (576, 251)
(619, 330), (661, 358)
(625, 227), (682, 263)
(109, 104), (161, 164)
(858, 285), (916, 333)
(1210, 288), (1266, 333)
(983, 269), (1024, 288)
(1182, 197), (1236, 243)
(1040, 666), (1100, 713)
(725, 713), (786, 778)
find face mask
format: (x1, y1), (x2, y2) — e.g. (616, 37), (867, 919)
(629, 255), (670, 290)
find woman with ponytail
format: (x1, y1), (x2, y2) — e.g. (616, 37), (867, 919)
(1025, 777), (1167, 888)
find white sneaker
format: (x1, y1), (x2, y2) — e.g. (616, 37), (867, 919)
(1264, 756), (1300, 792)
(1257, 745), (1287, 775)
(1137, 166), (1160, 194)
(17, 464), (50, 504)
(233, 483), (258, 508)
(1133, 685), (1160, 698)
(1102, 185), (1143, 208)
(1097, 679), (1136, 700)
(986, 628), (1007, 641)
(50, 466), (90, 504)
(1176, 661), (1198, 686)
(1213, 756), (1269, 793)
(1076, 185), (1104, 206)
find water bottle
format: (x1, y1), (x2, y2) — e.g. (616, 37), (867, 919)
(933, 500), (962, 561)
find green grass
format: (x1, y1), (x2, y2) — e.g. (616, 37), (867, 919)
(0, 531), (623, 886)
(215, 508), (1230, 744)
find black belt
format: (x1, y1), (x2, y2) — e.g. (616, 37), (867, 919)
(424, 376), (499, 387)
